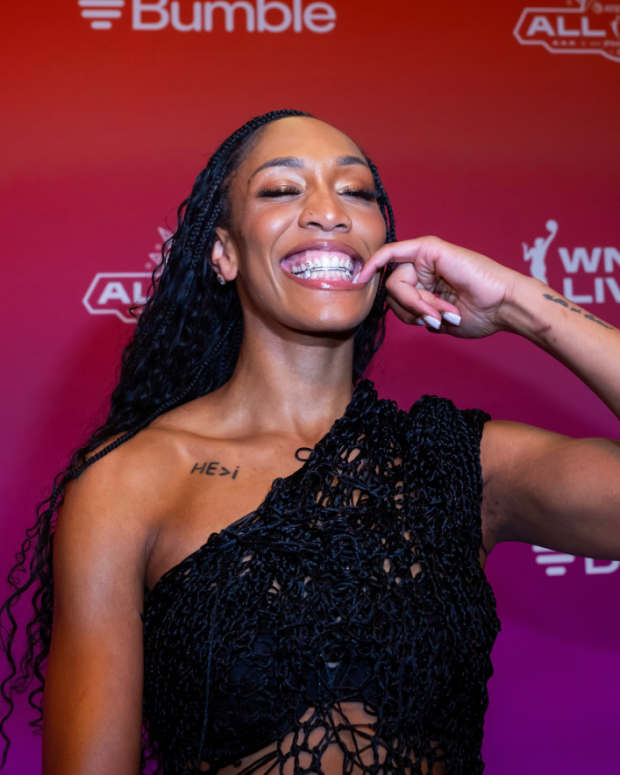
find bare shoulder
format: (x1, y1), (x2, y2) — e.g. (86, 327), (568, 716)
(58, 423), (193, 590)
(57, 393), (245, 586)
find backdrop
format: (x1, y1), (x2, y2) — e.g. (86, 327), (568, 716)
(2, 0), (619, 772)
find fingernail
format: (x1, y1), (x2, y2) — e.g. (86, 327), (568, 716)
(415, 319), (426, 326)
(423, 315), (441, 330)
(442, 312), (461, 326)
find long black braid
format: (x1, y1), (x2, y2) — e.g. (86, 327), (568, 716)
(0, 109), (396, 769)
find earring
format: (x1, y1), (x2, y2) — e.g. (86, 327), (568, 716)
(216, 274), (226, 285)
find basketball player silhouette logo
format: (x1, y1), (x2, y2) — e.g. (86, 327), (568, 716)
(522, 220), (558, 285)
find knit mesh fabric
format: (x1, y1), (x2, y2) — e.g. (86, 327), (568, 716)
(142, 380), (501, 774)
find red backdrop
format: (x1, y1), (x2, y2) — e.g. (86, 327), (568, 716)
(2, 0), (619, 771)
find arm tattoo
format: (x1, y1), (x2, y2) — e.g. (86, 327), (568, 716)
(190, 461), (239, 479)
(542, 293), (614, 330)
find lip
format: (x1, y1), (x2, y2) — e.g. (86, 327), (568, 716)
(284, 273), (364, 291)
(279, 240), (368, 290)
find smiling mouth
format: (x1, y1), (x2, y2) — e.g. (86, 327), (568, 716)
(280, 250), (362, 284)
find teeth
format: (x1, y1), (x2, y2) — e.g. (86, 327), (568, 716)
(298, 267), (353, 280)
(283, 249), (360, 283)
(288, 251), (354, 272)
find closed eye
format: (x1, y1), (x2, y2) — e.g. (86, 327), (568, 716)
(257, 187), (378, 201)
(257, 186), (300, 197)
(339, 188), (378, 201)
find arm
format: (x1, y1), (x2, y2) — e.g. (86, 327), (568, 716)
(43, 440), (160, 775)
(481, 274), (620, 557)
(500, 276), (620, 418)
(480, 421), (620, 558)
(357, 237), (620, 558)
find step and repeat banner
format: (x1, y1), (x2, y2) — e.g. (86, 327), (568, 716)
(2, 0), (618, 772)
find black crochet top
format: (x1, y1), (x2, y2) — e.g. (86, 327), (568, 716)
(142, 380), (501, 774)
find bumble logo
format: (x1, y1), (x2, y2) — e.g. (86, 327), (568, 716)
(533, 546), (619, 577)
(78, 0), (125, 30)
(78, 0), (337, 33)
(514, 1), (620, 62)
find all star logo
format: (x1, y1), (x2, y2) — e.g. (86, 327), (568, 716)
(521, 220), (620, 305)
(82, 227), (171, 323)
(514, 1), (620, 62)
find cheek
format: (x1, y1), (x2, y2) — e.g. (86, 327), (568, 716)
(235, 209), (292, 271)
(360, 208), (388, 252)
(255, 209), (292, 244)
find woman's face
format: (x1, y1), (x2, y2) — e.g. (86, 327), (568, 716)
(215, 116), (387, 337)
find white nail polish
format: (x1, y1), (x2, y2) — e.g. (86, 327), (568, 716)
(415, 319), (426, 326)
(424, 315), (441, 330)
(442, 312), (462, 326)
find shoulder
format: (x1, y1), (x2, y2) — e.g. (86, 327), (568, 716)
(399, 392), (490, 492)
(405, 394), (490, 450)
(66, 425), (183, 515)
(58, 422), (195, 588)
(58, 391), (236, 568)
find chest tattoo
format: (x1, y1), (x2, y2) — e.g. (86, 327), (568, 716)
(190, 461), (240, 479)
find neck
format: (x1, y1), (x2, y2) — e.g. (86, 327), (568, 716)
(211, 319), (358, 442)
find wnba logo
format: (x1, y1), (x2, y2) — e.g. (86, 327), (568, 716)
(521, 220), (620, 306)
(77, 0), (337, 32)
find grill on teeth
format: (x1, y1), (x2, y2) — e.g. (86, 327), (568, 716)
(284, 250), (357, 281)
(292, 265), (353, 276)
(294, 267), (353, 280)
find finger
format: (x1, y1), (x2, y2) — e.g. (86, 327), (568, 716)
(413, 287), (462, 322)
(386, 277), (462, 326)
(385, 281), (444, 327)
(386, 296), (423, 326)
(355, 237), (436, 285)
(386, 263), (462, 321)
(387, 297), (453, 332)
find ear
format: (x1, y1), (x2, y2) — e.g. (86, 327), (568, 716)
(210, 227), (239, 282)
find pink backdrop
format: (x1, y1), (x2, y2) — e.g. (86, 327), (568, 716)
(2, 0), (619, 771)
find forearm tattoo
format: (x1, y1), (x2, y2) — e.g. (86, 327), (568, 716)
(190, 461), (239, 479)
(542, 293), (614, 330)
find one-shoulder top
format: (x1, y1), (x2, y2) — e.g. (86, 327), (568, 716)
(141, 380), (501, 774)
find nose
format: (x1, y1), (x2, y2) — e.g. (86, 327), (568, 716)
(298, 187), (351, 232)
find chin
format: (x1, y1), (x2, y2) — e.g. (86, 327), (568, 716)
(238, 275), (378, 339)
(283, 305), (372, 337)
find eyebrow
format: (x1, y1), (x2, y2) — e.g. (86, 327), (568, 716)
(248, 154), (368, 181)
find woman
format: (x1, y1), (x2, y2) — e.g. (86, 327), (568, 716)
(1, 109), (619, 775)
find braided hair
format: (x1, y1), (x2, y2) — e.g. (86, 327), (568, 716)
(0, 109), (396, 768)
